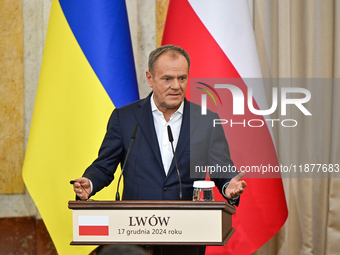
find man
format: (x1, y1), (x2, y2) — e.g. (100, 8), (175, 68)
(73, 45), (246, 203)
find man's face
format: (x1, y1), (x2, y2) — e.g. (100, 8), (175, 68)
(146, 52), (189, 114)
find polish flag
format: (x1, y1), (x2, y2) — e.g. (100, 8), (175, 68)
(162, 1), (288, 254)
(78, 216), (109, 236)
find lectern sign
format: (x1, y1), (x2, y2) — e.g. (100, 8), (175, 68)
(73, 209), (222, 242)
(69, 201), (236, 246)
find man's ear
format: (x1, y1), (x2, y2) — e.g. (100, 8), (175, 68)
(146, 71), (153, 88)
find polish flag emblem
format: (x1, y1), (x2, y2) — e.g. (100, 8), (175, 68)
(78, 216), (109, 236)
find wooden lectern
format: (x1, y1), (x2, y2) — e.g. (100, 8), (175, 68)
(69, 201), (235, 255)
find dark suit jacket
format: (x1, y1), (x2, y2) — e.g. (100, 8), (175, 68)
(83, 93), (238, 203)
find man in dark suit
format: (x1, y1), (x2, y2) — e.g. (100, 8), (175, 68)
(73, 45), (246, 203)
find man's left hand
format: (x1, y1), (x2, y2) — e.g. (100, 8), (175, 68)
(225, 172), (247, 199)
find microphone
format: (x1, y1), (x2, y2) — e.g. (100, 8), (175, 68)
(115, 123), (139, 201)
(167, 125), (182, 200)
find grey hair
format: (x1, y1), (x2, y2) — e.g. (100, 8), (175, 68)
(148, 45), (191, 75)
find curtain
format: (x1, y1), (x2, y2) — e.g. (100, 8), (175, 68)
(253, 0), (340, 254)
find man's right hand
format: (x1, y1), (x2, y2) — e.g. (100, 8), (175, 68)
(73, 177), (91, 200)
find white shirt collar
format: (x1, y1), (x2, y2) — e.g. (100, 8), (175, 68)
(150, 94), (184, 116)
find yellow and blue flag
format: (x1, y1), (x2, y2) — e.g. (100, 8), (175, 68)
(22, 1), (139, 254)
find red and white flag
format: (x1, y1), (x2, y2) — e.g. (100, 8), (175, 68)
(162, 1), (288, 254)
(78, 216), (109, 236)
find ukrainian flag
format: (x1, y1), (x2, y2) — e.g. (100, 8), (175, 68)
(22, 1), (139, 254)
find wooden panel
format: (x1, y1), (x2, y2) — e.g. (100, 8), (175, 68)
(0, 217), (57, 255)
(0, 216), (107, 254)
(69, 200), (236, 214)
(156, 0), (169, 47)
(36, 219), (59, 255)
(0, 0), (25, 193)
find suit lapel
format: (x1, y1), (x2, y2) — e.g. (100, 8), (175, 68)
(134, 94), (165, 175)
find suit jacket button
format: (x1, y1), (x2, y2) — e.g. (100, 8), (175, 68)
(163, 187), (168, 192)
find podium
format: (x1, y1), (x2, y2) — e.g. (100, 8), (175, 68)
(69, 200), (236, 255)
